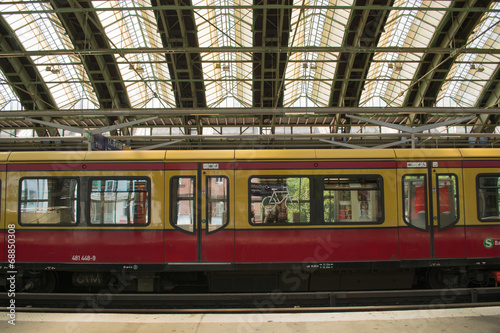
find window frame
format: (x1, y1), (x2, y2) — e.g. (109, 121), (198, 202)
(19, 176), (80, 226)
(476, 173), (500, 223)
(248, 175), (312, 225)
(170, 176), (196, 234)
(206, 175), (230, 234)
(87, 176), (151, 227)
(402, 174), (428, 231)
(436, 173), (460, 231)
(321, 174), (385, 225)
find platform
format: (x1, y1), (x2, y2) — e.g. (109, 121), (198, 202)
(2, 306), (500, 332)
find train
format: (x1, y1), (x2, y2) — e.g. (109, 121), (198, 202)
(1, 148), (500, 293)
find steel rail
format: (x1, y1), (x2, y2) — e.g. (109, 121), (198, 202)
(1, 288), (499, 311)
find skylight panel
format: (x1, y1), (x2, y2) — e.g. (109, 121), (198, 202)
(1, 2), (99, 110)
(284, 0), (351, 108)
(0, 72), (23, 111)
(360, 0), (449, 107)
(436, 2), (500, 108)
(194, 0), (253, 108)
(94, 0), (175, 109)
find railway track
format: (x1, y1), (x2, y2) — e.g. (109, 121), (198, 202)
(2, 287), (500, 313)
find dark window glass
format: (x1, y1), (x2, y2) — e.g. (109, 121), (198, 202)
(250, 177), (310, 224)
(437, 174), (459, 229)
(477, 175), (500, 222)
(20, 178), (78, 225)
(171, 177), (195, 232)
(90, 178), (149, 225)
(323, 176), (383, 224)
(207, 176), (229, 232)
(403, 175), (426, 230)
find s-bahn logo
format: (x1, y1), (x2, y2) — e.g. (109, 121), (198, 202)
(484, 238), (493, 249)
(483, 238), (500, 249)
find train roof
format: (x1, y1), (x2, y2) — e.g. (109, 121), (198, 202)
(166, 150), (235, 161)
(394, 149), (462, 160)
(459, 148), (500, 159)
(3, 148), (500, 163)
(0, 152), (10, 162)
(6, 150), (167, 162)
(8, 151), (87, 162)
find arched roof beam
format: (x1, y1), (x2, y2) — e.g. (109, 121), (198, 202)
(153, 0), (206, 109)
(405, 0), (491, 127)
(153, 0), (206, 137)
(50, 0), (132, 135)
(330, 0), (392, 108)
(472, 64), (500, 133)
(0, 15), (58, 137)
(330, 0), (392, 134)
(252, 0), (291, 109)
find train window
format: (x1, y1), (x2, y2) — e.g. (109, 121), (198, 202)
(89, 178), (149, 225)
(20, 177), (79, 225)
(437, 174), (459, 230)
(323, 176), (383, 224)
(402, 175), (427, 230)
(250, 176), (310, 224)
(207, 176), (229, 232)
(477, 175), (500, 222)
(171, 177), (195, 232)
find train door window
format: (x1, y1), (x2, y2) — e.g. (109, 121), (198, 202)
(402, 175), (427, 230)
(207, 176), (229, 232)
(323, 176), (383, 224)
(89, 178), (150, 225)
(437, 174), (459, 229)
(249, 176), (310, 224)
(477, 174), (500, 222)
(171, 177), (195, 232)
(19, 177), (79, 225)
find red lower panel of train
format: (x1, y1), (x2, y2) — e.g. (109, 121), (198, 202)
(6, 225), (500, 265)
(234, 228), (399, 263)
(12, 230), (164, 263)
(466, 226), (500, 258)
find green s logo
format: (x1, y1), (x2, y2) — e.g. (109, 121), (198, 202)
(484, 238), (494, 249)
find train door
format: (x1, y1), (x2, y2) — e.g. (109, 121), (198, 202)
(398, 160), (465, 260)
(200, 164), (234, 262)
(167, 162), (234, 263)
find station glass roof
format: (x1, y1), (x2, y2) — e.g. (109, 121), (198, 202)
(0, 1), (499, 150)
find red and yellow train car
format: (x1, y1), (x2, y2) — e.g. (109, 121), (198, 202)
(1, 148), (500, 292)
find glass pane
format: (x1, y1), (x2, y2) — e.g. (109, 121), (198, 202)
(360, 0), (450, 107)
(284, 0), (352, 108)
(437, 174), (459, 229)
(250, 177), (310, 224)
(90, 179), (149, 225)
(477, 175), (500, 221)
(323, 177), (383, 223)
(207, 177), (228, 232)
(403, 175), (427, 230)
(20, 178), (78, 225)
(171, 177), (195, 232)
(194, 0), (253, 108)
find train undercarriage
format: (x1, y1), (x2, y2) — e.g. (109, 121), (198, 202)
(2, 265), (498, 294)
